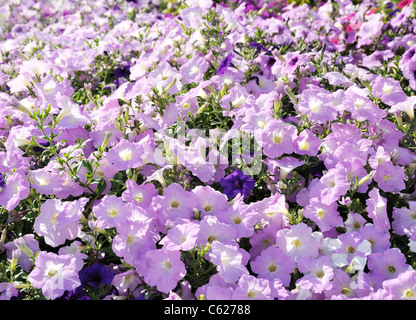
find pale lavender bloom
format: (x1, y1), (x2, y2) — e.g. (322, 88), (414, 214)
(153, 183), (198, 227)
(28, 252), (82, 300)
(373, 163), (406, 193)
(216, 194), (260, 239)
(0, 283), (19, 300)
(390, 96), (416, 120)
(180, 55), (209, 84)
(192, 185), (228, 216)
(196, 215), (237, 246)
(309, 166), (350, 204)
(295, 87), (337, 124)
(250, 245), (295, 286)
(392, 201), (416, 237)
(365, 188), (390, 232)
(0, 169), (30, 211)
(208, 240), (249, 284)
(111, 269), (143, 297)
(4, 234), (40, 272)
(372, 76), (407, 106)
(296, 255), (334, 294)
(275, 223), (322, 261)
(293, 129), (322, 156)
(34, 199), (84, 247)
(324, 269), (372, 299)
(368, 248), (411, 289)
(113, 218), (157, 267)
(303, 197), (343, 232)
(232, 274), (272, 300)
(383, 270), (416, 300)
(122, 180), (157, 208)
(261, 119), (297, 158)
(159, 220), (200, 251)
(329, 231), (372, 272)
(143, 248), (186, 294)
(92, 195), (130, 230)
(359, 224), (391, 254)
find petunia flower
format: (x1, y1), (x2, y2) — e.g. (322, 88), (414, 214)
(79, 263), (115, 289)
(373, 163), (406, 193)
(106, 139), (144, 171)
(121, 180), (157, 208)
(34, 198), (86, 247)
(207, 240), (249, 284)
(220, 169), (255, 199)
(303, 197), (343, 232)
(261, 119), (297, 158)
(231, 274), (272, 300)
(293, 129), (322, 156)
(159, 220), (200, 251)
(92, 195), (130, 230)
(250, 245), (295, 286)
(371, 76), (407, 106)
(275, 223), (322, 261)
(192, 185), (229, 217)
(180, 54), (209, 84)
(28, 252), (82, 300)
(329, 231), (372, 272)
(0, 169), (30, 211)
(4, 234), (40, 272)
(390, 96), (416, 120)
(382, 270), (416, 300)
(296, 255), (334, 294)
(368, 248), (411, 289)
(143, 247), (187, 294)
(392, 201), (416, 237)
(365, 188), (390, 232)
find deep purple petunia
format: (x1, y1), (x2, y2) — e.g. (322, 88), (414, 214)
(217, 52), (234, 75)
(220, 169), (255, 199)
(79, 263), (115, 289)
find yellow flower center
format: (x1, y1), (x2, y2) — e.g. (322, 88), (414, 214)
(47, 268), (58, 278)
(292, 239), (302, 247)
(232, 216), (243, 224)
(108, 208), (118, 217)
(170, 200), (180, 209)
(134, 193), (143, 203)
(267, 263), (278, 273)
(273, 135), (282, 144)
(119, 149), (133, 161)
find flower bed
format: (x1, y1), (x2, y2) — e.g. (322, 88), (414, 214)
(0, 0), (416, 300)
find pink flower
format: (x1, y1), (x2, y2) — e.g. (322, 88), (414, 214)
(192, 186), (229, 217)
(196, 215), (237, 246)
(392, 201), (416, 236)
(143, 248), (187, 294)
(27, 251), (82, 300)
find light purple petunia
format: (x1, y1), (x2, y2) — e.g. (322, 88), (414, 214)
(208, 240), (249, 284)
(28, 251), (82, 300)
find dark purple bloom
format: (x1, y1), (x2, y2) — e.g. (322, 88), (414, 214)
(0, 173), (4, 189)
(217, 52), (234, 75)
(79, 263), (115, 289)
(220, 169), (255, 199)
(114, 63), (131, 79)
(249, 42), (269, 53)
(56, 286), (90, 300)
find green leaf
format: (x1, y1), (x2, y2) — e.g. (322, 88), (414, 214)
(96, 178), (107, 195)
